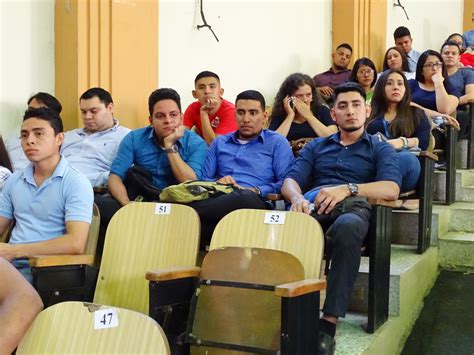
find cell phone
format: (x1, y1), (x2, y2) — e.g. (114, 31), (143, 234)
(289, 97), (296, 110)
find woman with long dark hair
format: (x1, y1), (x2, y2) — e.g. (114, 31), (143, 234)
(379, 47), (415, 80)
(269, 73), (336, 141)
(0, 136), (13, 191)
(367, 69), (429, 193)
(349, 57), (377, 103)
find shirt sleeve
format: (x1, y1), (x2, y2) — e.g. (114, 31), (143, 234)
(183, 133), (208, 180)
(110, 131), (135, 180)
(445, 77), (461, 98)
(285, 139), (317, 190)
(256, 137), (294, 196)
(0, 173), (15, 220)
(183, 102), (197, 129)
(201, 139), (219, 181)
(414, 111), (431, 151)
(373, 141), (402, 187)
(64, 172), (94, 224)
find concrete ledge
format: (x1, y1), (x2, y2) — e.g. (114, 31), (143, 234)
(439, 232), (474, 271)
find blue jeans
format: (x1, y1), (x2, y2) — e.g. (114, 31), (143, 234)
(398, 151), (421, 192)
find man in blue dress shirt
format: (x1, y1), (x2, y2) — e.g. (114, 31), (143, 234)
(282, 82), (401, 354)
(190, 90), (294, 248)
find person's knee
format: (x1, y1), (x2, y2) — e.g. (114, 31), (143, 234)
(327, 213), (368, 249)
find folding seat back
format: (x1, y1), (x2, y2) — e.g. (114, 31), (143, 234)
(188, 247), (313, 354)
(17, 301), (170, 354)
(94, 202), (200, 314)
(210, 209), (325, 278)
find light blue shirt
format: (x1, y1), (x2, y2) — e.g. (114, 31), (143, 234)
(202, 129), (294, 196)
(0, 156), (93, 245)
(62, 120), (130, 187)
(111, 126), (207, 189)
(407, 49), (421, 73)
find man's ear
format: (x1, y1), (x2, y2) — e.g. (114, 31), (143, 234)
(219, 87), (224, 97)
(192, 90), (198, 99)
(365, 103), (372, 118)
(107, 102), (114, 114)
(56, 132), (65, 146)
(330, 108), (337, 123)
(148, 116), (153, 125)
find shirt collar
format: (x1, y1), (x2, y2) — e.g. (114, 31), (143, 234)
(77, 119), (121, 136)
(328, 131), (370, 144)
(22, 155), (69, 186)
(329, 67), (350, 74)
(226, 129), (266, 144)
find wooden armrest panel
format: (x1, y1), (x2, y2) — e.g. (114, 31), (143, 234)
(368, 198), (397, 208)
(419, 151), (438, 161)
(275, 278), (326, 298)
(266, 193), (283, 201)
(146, 266), (201, 282)
(29, 254), (94, 267)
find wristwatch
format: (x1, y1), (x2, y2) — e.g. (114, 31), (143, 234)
(347, 183), (359, 196)
(164, 144), (178, 154)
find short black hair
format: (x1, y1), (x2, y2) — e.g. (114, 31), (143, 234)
(23, 107), (64, 135)
(441, 40), (462, 55)
(194, 71), (220, 84)
(27, 92), (62, 114)
(235, 90), (266, 110)
(80, 87), (114, 106)
(393, 26), (411, 40)
(333, 82), (366, 102)
(336, 43), (353, 53)
(148, 88), (182, 116)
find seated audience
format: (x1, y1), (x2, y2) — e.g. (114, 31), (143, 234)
(313, 43), (353, 104)
(446, 33), (465, 52)
(441, 41), (474, 140)
(394, 26), (421, 72)
(62, 87), (130, 187)
(0, 137), (12, 191)
(350, 57), (377, 104)
(184, 71), (237, 145)
(7, 92), (62, 171)
(269, 73), (337, 146)
(408, 50), (462, 148)
(367, 69), (429, 193)
(189, 90), (294, 248)
(0, 108), (93, 282)
(0, 257), (43, 354)
(281, 82), (400, 355)
(379, 46), (415, 80)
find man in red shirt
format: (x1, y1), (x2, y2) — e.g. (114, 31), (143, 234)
(183, 71), (237, 145)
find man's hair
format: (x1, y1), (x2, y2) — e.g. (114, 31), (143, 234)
(393, 26), (411, 40)
(27, 92), (62, 114)
(194, 71), (220, 84)
(333, 82), (366, 102)
(80, 87), (114, 106)
(235, 90), (266, 110)
(148, 88), (182, 116)
(441, 40), (462, 55)
(336, 43), (353, 53)
(23, 107), (64, 135)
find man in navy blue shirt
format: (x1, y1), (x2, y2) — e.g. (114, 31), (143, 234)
(190, 90), (294, 248)
(282, 82), (401, 354)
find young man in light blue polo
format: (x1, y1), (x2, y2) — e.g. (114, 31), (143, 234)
(0, 108), (93, 282)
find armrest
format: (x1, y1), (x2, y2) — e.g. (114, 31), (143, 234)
(419, 151), (438, 161)
(266, 193), (283, 201)
(146, 266), (201, 282)
(29, 254), (94, 267)
(367, 198), (397, 208)
(275, 278), (326, 298)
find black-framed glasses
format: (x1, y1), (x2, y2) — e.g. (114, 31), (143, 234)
(423, 62), (443, 69)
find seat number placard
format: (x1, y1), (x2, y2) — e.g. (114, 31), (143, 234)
(94, 308), (119, 330)
(155, 203), (171, 215)
(264, 212), (286, 225)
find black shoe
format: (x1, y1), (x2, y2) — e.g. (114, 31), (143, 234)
(318, 331), (335, 355)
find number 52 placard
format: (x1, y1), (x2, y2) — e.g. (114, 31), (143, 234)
(264, 212), (286, 225)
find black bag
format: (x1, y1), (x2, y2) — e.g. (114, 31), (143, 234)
(330, 196), (372, 221)
(124, 165), (162, 202)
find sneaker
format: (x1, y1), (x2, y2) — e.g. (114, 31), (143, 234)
(318, 331), (335, 355)
(435, 162), (446, 171)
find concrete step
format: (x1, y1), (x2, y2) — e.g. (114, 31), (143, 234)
(434, 169), (474, 202)
(336, 246), (438, 354)
(439, 231), (474, 271)
(446, 202), (474, 232)
(391, 205), (450, 247)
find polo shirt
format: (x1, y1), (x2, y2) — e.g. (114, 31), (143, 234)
(0, 156), (93, 244)
(286, 131), (401, 192)
(183, 98), (237, 137)
(448, 68), (474, 97)
(62, 120), (130, 187)
(111, 126), (207, 189)
(202, 129), (294, 196)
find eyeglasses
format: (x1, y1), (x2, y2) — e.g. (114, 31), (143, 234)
(423, 62), (443, 69)
(358, 69), (374, 76)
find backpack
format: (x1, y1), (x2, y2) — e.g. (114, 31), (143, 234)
(159, 180), (235, 203)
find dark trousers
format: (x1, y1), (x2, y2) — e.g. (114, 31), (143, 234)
(94, 194), (122, 263)
(188, 189), (267, 249)
(314, 210), (370, 318)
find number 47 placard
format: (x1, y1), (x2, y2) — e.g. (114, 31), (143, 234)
(94, 308), (119, 330)
(264, 212), (286, 225)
